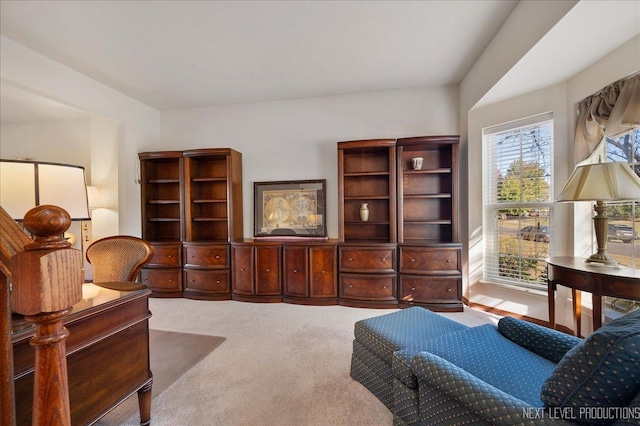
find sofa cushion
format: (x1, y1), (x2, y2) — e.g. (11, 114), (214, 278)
(354, 307), (467, 365)
(416, 324), (557, 406)
(541, 309), (640, 424)
(498, 316), (582, 363)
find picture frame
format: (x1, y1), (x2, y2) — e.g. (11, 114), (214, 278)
(254, 179), (327, 238)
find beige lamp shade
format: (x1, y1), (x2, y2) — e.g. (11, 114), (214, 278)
(556, 162), (640, 202)
(0, 159), (91, 220)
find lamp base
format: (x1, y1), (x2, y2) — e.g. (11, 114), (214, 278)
(585, 252), (619, 268)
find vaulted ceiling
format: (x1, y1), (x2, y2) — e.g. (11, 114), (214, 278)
(1, 0), (638, 119)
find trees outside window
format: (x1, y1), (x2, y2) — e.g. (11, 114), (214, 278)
(605, 128), (640, 269)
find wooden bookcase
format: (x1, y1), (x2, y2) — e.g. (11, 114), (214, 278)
(337, 139), (398, 308)
(139, 148), (242, 300)
(338, 139), (397, 243)
(396, 136), (462, 311)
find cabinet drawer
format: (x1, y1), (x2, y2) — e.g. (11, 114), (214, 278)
(399, 247), (459, 273)
(140, 268), (182, 292)
(184, 244), (229, 268)
(399, 275), (460, 302)
(184, 269), (229, 293)
(340, 274), (396, 300)
(147, 243), (181, 267)
(340, 247), (396, 273)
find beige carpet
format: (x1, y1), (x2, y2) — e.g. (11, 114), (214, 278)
(109, 299), (499, 426)
(96, 329), (226, 426)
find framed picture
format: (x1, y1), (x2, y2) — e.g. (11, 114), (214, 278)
(254, 179), (327, 238)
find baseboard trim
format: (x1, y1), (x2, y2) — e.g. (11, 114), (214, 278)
(466, 301), (549, 328)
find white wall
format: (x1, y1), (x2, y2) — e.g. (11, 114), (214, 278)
(1, 35), (161, 237)
(161, 86), (459, 238)
(0, 118), (92, 170)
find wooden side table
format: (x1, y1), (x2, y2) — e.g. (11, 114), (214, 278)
(547, 256), (640, 337)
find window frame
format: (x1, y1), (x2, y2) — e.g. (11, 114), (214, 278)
(482, 113), (554, 290)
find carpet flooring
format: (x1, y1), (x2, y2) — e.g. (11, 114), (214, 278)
(96, 329), (226, 425)
(108, 299), (499, 426)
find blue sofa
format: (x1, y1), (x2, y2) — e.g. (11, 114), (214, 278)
(350, 307), (640, 425)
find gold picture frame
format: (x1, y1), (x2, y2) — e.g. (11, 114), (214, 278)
(254, 179), (326, 238)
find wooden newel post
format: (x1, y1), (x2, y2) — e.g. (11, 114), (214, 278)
(10, 205), (83, 426)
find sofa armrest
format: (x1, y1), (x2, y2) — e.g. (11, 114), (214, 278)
(498, 317), (582, 363)
(411, 352), (570, 426)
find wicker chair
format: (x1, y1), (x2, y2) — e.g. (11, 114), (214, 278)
(85, 235), (154, 291)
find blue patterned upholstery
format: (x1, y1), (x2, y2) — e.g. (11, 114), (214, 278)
(498, 316), (582, 363)
(350, 308), (640, 425)
(541, 309), (640, 424)
(354, 307), (467, 364)
(419, 324), (557, 406)
(350, 307), (465, 420)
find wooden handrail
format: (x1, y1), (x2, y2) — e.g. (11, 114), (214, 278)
(1, 205), (83, 426)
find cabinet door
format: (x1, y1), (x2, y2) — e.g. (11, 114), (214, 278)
(140, 268), (182, 292)
(184, 244), (229, 268)
(147, 243), (181, 267)
(310, 246), (337, 298)
(232, 245), (254, 295)
(399, 275), (460, 303)
(283, 246), (308, 297)
(255, 246), (281, 295)
(184, 269), (229, 294)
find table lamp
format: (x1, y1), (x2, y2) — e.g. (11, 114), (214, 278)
(0, 159), (91, 222)
(556, 161), (640, 267)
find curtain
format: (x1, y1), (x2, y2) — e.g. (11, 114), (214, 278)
(574, 73), (640, 163)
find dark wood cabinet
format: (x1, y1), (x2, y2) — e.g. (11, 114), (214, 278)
(183, 242), (230, 299)
(231, 240), (338, 305)
(337, 139), (397, 308)
(231, 241), (282, 302)
(139, 241), (182, 296)
(283, 243), (338, 305)
(336, 136), (461, 311)
(397, 244), (462, 311)
(396, 136), (462, 311)
(139, 148), (242, 300)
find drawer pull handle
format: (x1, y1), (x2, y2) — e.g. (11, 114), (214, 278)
(293, 269), (297, 273)
(382, 286), (386, 289)
(266, 268), (270, 272)
(215, 255), (220, 259)
(382, 258), (386, 262)
(349, 284), (353, 288)
(216, 280), (220, 284)
(168, 255), (172, 258)
(411, 258), (415, 262)
(446, 259), (451, 263)
(348, 258), (353, 261)
(190, 279), (195, 283)
(321, 270), (325, 274)
(240, 268), (245, 272)
(447, 288), (452, 292)
(412, 287), (416, 291)
(168, 279), (173, 282)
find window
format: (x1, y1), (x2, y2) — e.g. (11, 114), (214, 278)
(604, 128), (640, 269)
(483, 114), (553, 289)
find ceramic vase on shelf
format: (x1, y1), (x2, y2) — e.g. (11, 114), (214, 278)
(412, 157), (424, 170)
(360, 203), (370, 222)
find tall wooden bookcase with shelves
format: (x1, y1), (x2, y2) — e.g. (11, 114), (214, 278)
(396, 135), (462, 311)
(337, 139), (398, 308)
(139, 148), (242, 300)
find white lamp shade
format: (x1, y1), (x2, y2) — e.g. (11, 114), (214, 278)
(557, 162), (640, 202)
(0, 159), (90, 220)
(0, 161), (36, 219)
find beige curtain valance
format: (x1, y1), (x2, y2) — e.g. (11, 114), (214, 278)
(574, 73), (640, 163)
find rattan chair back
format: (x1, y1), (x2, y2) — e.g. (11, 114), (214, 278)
(86, 236), (154, 283)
